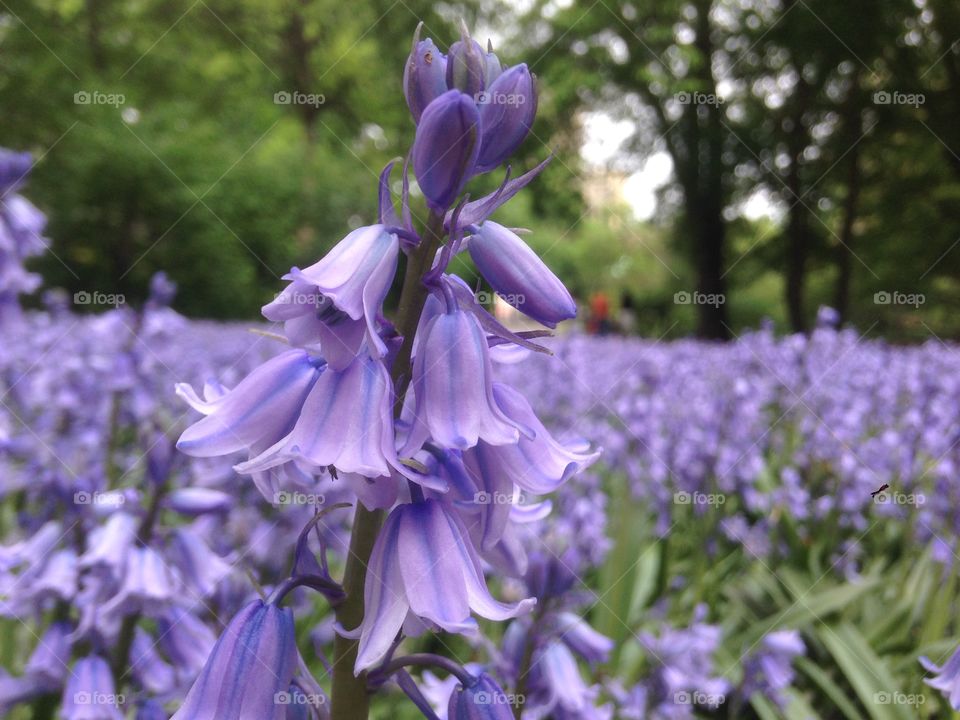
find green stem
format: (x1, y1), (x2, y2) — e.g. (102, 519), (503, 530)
(29, 693), (59, 720)
(513, 605), (546, 720)
(111, 476), (168, 682)
(329, 210), (447, 720)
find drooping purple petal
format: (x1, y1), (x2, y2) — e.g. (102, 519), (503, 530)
(237, 354), (396, 478)
(397, 501), (472, 632)
(466, 384), (599, 496)
(177, 350), (322, 458)
(355, 510), (409, 673)
(438, 502), (536, 621)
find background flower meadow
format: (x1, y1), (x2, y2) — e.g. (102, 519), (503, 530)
(2, 286), (956, 717)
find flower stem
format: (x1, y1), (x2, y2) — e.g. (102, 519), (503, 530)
(374, 653), (473, 685)
(111, 475), (167, 683)
(330, 210), (447, 720)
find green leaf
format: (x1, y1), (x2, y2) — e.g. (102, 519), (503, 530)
(626, 537), (662, 624)
(745, 577), (881, 645)
(919, 560), (957, 647)
(817, 623), (915, 720)
(783, 687), (825, 720)
(796, 656), (867, 720)
(750, 694), (783, 720)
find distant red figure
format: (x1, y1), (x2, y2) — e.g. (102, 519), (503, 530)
(588, 291), (611, 335)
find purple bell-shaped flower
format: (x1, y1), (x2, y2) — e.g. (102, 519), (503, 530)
(354, 499), (535, 672)
(60, 655), (124, 720)
(405, 307), (521, 451)
(262, 224), (399, 369)
(176, 350), (324, 458)
(236, 353), (397, 479)
(921, 644), (960, 710)
(171, 600), (298, 720)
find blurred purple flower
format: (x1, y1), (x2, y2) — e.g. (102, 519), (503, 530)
(61, 655), (124, 720)
(921, 645), (960, 710)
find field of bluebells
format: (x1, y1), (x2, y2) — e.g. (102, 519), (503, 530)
(3, 21), (960, 720)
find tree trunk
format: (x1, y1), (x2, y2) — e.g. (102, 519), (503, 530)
(86, 0), (106, 70)
(692, 0), (730, 341)
(784, 206), (808, 333)
(929, 0), (960, 181)
(784, 80), (810, 333)
(834, 90), (863, 322)
(694, 205), (730, 340)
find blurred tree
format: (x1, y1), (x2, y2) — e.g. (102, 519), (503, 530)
(515, 0), (960, 339)
(3, 0), (960, 337)
(0, 0), (459, 317)
(515, 0), (760, 339)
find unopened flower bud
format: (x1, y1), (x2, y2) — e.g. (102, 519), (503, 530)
(483, 40), (503, 87)
(469, 221), (575, 327)
(446, 35), (487, 98)
(413, 90), (480, 211)
(448, 674), (515, 719)
(404, 35), (448, 123)
(476, 64), (538, 172)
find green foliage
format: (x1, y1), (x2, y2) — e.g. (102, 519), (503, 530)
(0, 0), (449, 317)
(593, 470), (960, 719)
